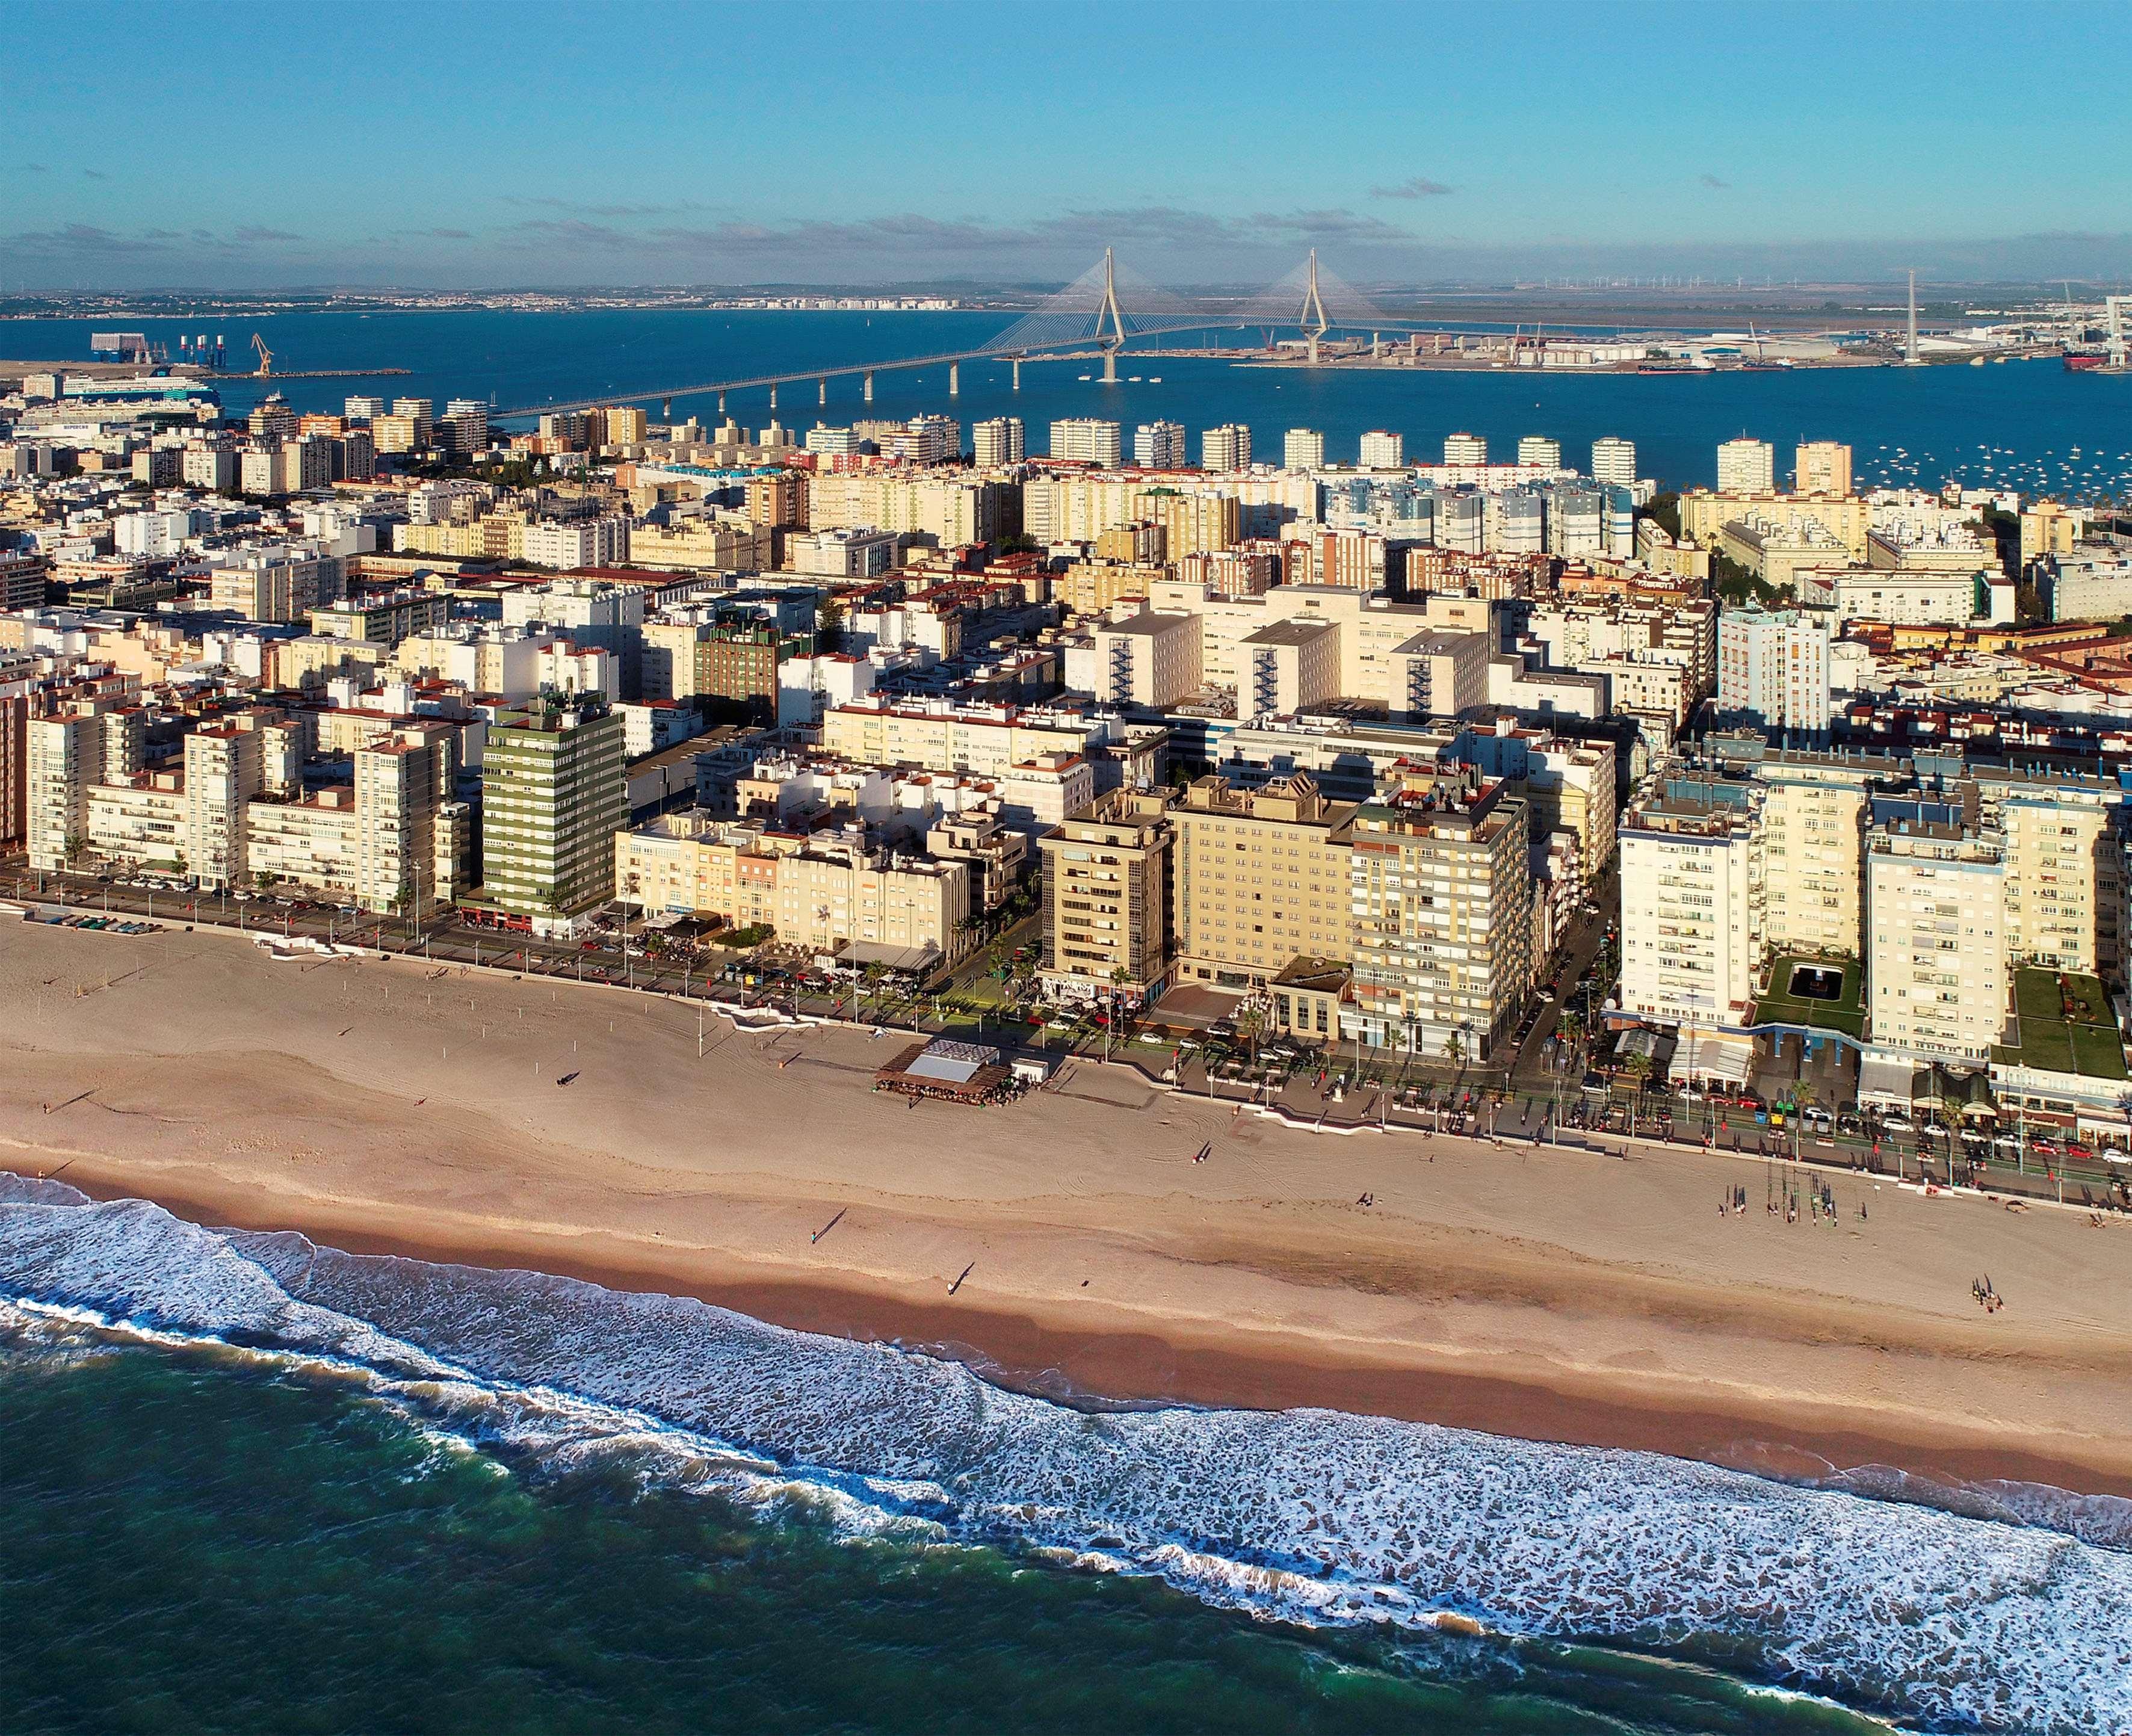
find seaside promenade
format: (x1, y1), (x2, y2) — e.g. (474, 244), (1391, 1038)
(11, 865), (2124, 1220)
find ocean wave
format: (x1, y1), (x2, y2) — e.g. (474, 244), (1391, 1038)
(1, 1185), (2127, 1736)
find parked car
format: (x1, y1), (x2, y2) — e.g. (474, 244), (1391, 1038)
(1879, 1110), (1915, 1132)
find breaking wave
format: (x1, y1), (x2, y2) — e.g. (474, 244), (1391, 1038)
(1, 1176), (2126, 1735)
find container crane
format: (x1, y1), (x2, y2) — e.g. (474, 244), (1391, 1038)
(250, 333), (273, 378)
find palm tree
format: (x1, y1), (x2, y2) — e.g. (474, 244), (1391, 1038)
(1940, 1089), (1969, 1179)
(1620, 1048), (1652, 1134)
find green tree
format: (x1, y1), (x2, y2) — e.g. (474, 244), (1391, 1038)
(1636, 490), (1681, 541)
(815, 596), (846, 654)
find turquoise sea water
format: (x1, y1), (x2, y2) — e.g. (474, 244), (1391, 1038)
(12, 309), (2132, 495)
(0, 1319), (1880, 1736)
(4, 1178), (2130, 1736)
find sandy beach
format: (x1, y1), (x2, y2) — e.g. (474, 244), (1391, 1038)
(6, 919), (2132, 1498)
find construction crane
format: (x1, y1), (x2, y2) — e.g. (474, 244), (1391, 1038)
(250, 333), (273, 378)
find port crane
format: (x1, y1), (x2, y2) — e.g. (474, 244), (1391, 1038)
(250, 333), (273, 378)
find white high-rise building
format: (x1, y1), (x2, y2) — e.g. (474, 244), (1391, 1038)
(1517, 435), (1562, 470)
(1133, 420), (1185, 468)
(972, 416), (1025, 466)
(1619, 777), (1764, 1030)
(1051, 418), (1123, 466)
(1716, 437), (1776, 493)
(1443, 431), (1486, 465)
(1359, 430), (1405, 468)
(1718, 607), (1832, 734)
(1201, 424), (1252, 472)
(1866, 802), (2006, 1066)
(1283, 428), (1326, 469)
(1590, 436), (1637, 486)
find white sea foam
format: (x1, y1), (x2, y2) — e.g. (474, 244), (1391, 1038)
(2, 1186), (2128, 1736)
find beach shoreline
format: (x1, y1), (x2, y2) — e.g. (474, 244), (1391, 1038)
(43, 1166), (2132, 1509)
(8, 920), (2132, 1506)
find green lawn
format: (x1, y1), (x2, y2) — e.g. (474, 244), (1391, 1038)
(1751, 954), (1866, 1039)
(1995, 968), (2127, 1080)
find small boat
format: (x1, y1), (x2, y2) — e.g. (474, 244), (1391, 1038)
(1077, 373), (1091, 380)
(1128, 375), (1142, 381)
(1149, 375), (1163, 382)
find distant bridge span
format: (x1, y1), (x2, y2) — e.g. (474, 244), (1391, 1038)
(487, 318), (1240, 421)
(487, 247), (1701, 423)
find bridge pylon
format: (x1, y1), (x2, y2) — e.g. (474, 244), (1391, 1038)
(1300, 249), (1330, 366)
(1096, 246), (1128, 383)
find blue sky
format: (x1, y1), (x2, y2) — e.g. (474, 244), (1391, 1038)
(7, 0), (2131, 291)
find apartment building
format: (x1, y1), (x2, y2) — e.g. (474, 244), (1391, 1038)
(309, 591), (451, 648)
(1359, 430), (1406, 468)
(805, 471), (1006, 546)
(1797, 567), (1980, 628)
(1144, 578), (1492, 698)
(971, 416), (1025, 465)
(208, 550), (346, 623)
(1170, 774), (1355, 989)
(614, 813), (972, 962)
(626, 517), (776, 573)
(1037, 788), (1173, 1003)
(1088, 610), (1203, 707)
(1134, 421), (1186, 468)
(1717, 607), (1832, 734)
(1679, 490), (1872, 560)
(1201, 424), (1251, 472)
(1445, 721), (1617, 894)
(236, 726), (464, 910)
(1516, 435), (1562, 470)
(477, 698), (628, 930)
(1981, 768), (2125, 978)
(1386, 629), (1490, 721)
(1050, 418), (1123, 466)
(1794, 440), (1853, 496)
(1619, 776), (1764, 1030)
(1282, 428), (1326, 469)
(1748, 753), (1894, 962)
(1590, 436), (1636, 486)
(822, 699), (1106, 779)
(1240, 619), (1341, 720)
(1865, 799), (2006, 1065)
(1335, 763), (1531, 1060)
(996, 751), (1096, 840)
(25, 709), (97, 871)
(523, 515), (629, 569)
(1716, 438), (1776, 493)
(1053, 560), (1164, 616)
(640, 620), (801, 721)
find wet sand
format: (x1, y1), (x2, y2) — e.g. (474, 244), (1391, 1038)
(7, 920), (2132, 1498)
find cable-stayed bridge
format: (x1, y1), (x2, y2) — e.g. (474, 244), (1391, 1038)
(489, 249), (1593, 422)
